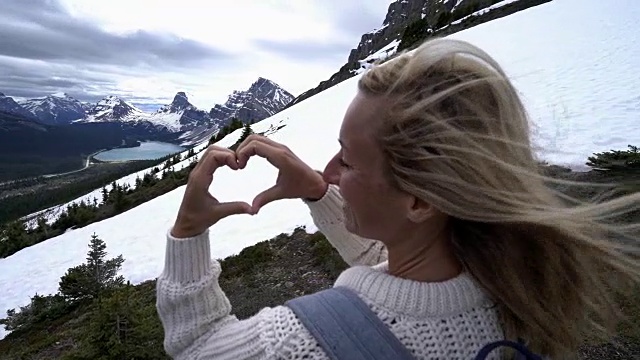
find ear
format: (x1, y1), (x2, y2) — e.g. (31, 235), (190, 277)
(406, 196), (438, 223)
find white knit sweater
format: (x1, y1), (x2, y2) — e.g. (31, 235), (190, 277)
(156, 185), (505, 359)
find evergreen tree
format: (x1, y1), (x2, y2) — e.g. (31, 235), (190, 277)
(79, 282), (168, 359)
(101, 186), (109, 204)
(586, 145), (640, 172)
(230, 123), (254, 151)
(59, 233), (125, 302)
(239, 123), (253, 142)
(36, 216), (49, 237)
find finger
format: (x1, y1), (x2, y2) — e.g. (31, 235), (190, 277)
(235, 134), (270, 156)
(200, 150), (239, 174)
(235, 134), (288, 164)
(210, 201), (253, 222)
(251, 185), (283, 213)
(193, 145), (235, 173)
(236, 140), (285, 169)
(188, 151), (238, 192)
(237, 134), (287, 152)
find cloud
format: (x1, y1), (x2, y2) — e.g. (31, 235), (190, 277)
(252, 39), (355, 63)
(0, 56), (115, 101)
(251, 1), (390, 64)
(0, 0), (231, 68)
(0, 0), (394, 108)
(326, 1), (390, 40)
(0, 0), (240, 104)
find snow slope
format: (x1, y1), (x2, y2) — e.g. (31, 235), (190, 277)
(451, 0), (520, 26)
(2, 0), (640, 340)
(354, 39), (401, 75)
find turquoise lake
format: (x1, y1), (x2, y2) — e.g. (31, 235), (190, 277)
(94, 141), (185, 162)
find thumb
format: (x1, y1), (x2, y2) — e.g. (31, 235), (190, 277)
(252, 185), (282, 214)
(212, 201), (252, 222)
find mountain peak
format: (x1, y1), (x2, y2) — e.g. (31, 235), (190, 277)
(249, 77), (275, 93)
(170, 92), (190, 111)
(85, 95), (144, 122)
(17, 93), (88, 125)
(209, 77), (294, 126)
(0, 93), (38, 121)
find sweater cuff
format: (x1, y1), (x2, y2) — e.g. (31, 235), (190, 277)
(302, 184), (343, 223)
(162, 227), (213, 283)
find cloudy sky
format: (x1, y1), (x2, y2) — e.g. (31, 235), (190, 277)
(0, 0), (393, 110)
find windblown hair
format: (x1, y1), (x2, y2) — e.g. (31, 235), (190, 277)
(358, 38), (640, 358)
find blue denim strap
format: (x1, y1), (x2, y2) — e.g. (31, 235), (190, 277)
(285, 286), (416, 360)
(286, 286), (543, 360)
(473, 338), (543, 360)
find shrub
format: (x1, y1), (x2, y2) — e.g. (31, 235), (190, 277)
(586, 145), (640, 173)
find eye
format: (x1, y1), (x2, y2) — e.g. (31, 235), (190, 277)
(339, 158), (351, 168)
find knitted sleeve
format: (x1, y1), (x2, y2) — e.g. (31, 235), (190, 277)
(155, 229), (321, 359)
(303, 184), (388, 267)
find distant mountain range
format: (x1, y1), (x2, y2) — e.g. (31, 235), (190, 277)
(1, 77), (294, 146)
(18, 93), (92, 126)
(0, 77), (293, 181)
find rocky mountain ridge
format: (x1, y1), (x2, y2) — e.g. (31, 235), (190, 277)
(282, 0), (522, 110)
(0, 93), (39, 121)
(1, 77), (294, 145)
(209, 77), (294, 125)
(19, 93), (91, 126)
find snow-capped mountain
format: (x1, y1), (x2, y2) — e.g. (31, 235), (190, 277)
(82, 95), (148, 123)
(209, 77), (294, 126)
(149, 92), (212, 132)
(19, 93), (90, 125)
(2, 77), (293, 147)
(0, 93), (38, 121)
(176, 78), (294, 146)
(75, 78), (293, 137)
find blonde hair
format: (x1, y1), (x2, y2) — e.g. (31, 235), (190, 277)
(359, 38), (640, 358)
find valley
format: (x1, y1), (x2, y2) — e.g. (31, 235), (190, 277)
(0, 158), (170, 225)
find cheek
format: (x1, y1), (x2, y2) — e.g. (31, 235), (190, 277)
(337, 171), (361, 202)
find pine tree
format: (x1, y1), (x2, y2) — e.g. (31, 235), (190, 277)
(101, 186), (109, 204)
(229, 123), (254, 151)
(36, 216), (49, 237)
(59, 233), (125, 302)
(239, 123), (253, 143)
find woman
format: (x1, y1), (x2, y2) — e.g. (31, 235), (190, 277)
(156, 38), (640, 359)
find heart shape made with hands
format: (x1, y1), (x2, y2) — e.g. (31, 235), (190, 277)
(172, 137), (327, 238)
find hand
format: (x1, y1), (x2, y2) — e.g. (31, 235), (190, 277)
(235, 134), (328, 213)
(171, 145), (253, 238)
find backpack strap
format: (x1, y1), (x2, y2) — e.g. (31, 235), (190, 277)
(284, 286), (416, 360)
(286, 286), (543, 360)
(473, 339), (543, 360)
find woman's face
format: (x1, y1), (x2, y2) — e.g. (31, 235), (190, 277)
(322, 91), (413, 243)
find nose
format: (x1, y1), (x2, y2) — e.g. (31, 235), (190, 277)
(322, 154), (341, 185)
